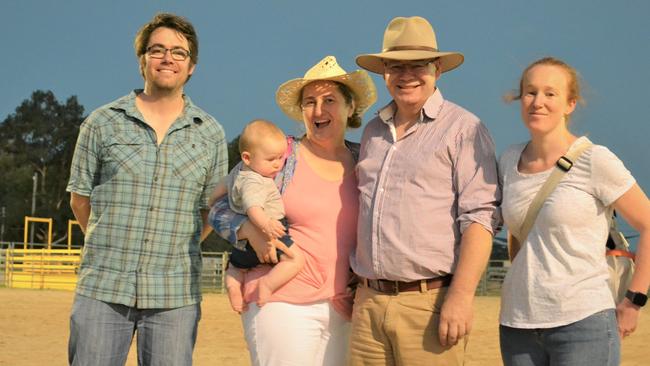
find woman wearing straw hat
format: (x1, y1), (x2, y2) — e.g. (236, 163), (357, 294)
(209, 55), (376, 365)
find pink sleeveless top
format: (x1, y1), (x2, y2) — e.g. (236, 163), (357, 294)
(242, 149), (359, 319)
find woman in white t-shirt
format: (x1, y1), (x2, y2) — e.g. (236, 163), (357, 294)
(498, 57), (650, 366)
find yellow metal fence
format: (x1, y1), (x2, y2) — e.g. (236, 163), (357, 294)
(4, 248), (81, 290)
(2, 246), (228, 293)
(1, 246), (505, 295)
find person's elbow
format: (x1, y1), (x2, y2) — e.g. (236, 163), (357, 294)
(70, 193), (90, 212)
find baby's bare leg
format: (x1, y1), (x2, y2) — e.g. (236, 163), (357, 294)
(225, 266), (246, 313)
(257, 246), (305, 307)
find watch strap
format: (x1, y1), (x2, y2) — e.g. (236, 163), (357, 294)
(625, 290), (648, 307)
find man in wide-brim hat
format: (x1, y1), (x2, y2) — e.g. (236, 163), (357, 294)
(349, 16), (501, 366)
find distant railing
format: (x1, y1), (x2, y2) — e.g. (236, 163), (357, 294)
(1, 241), (508, 296)
(477, 260), (510, 296)
(4, 247), (81, 290)
(1, 242), (228, 293)
(201, 251), (228, 293)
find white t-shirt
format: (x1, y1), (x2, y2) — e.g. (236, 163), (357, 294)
(499, 137), (635, 328)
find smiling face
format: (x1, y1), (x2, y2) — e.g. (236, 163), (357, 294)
(383, 59), (441, 110)
(140, 27), (195, 95)
(520, 64), (577, 136)
(299, 80), (355, 145)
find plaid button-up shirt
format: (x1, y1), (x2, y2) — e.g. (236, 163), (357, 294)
(67, 90), (227, 308)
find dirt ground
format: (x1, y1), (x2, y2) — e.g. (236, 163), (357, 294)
(1, 288), (648, 365)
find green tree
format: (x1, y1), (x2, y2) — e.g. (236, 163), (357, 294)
(0, 91), (241, 253)
(0, 90), (84, 245)
(227, 135), (241, 171)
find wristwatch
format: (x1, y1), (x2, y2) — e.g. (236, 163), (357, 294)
(625, 290), (648, 307)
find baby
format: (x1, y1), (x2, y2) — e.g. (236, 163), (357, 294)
(209, 119), (304, 312)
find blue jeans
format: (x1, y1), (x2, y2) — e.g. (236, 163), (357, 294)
(500, 309), (620, 366)
(68, 294), (201, 366)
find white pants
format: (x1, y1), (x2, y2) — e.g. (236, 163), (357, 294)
(241, 301), (350, 366)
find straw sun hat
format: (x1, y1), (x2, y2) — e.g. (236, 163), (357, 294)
(276, 56), (377, 122)
(356, 16), (464, 74)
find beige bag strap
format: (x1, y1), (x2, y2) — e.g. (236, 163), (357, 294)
(516, 139), (593, 245)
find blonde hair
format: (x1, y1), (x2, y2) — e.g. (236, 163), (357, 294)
(505, 57), (585, 120)
(238, 119), (286, 154)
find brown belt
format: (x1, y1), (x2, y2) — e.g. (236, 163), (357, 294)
(363, 274), (453, 295)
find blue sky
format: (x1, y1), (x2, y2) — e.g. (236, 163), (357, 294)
(1, 1), (648, 240)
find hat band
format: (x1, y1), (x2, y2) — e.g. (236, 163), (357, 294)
(383, 45), (439, 53)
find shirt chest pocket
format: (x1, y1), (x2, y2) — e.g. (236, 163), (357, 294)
(103, 135), (145, 177)
(173, 139), (209, 184)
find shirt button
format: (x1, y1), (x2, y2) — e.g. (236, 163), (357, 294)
(154, 176), (159, 182)
(144, 239), (149, 243)
(392, 146), (397, 151)
(149, 206), (154, 211)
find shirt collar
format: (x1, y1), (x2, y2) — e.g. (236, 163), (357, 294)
(377, 88), (445, 126)
(109, 90), (205, 126)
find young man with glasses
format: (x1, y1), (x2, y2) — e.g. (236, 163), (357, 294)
(66, 13), (227, 366)
(350, 16), (501, 365)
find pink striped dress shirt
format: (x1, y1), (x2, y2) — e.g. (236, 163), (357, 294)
(352, 89), (501, 282)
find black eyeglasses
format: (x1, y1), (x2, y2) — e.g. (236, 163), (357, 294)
(146, 45), (191, 61)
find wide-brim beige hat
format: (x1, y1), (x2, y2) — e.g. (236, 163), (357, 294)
(356, 16), (464, 74)
(276, 55), (377, 122)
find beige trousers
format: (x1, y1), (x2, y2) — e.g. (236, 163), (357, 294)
(348, 284), (467, 366)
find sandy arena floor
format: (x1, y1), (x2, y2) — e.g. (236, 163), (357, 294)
(1, 288), (648, 365)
